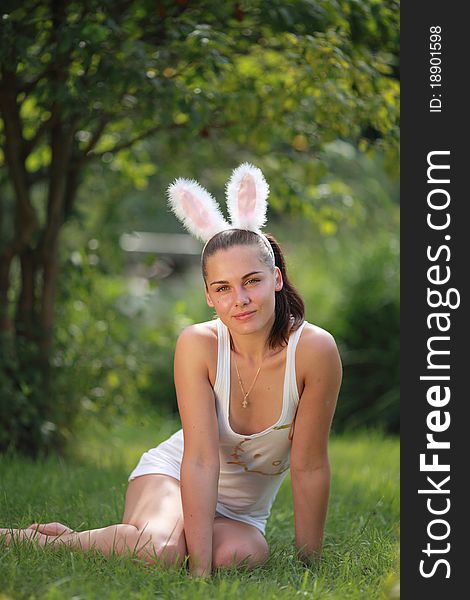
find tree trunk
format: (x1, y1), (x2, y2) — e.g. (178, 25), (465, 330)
(15, 247), (36, 341)
(35, 122), (75, 384)
(38, 237), (59, 379)
(0, 249), (15, 334)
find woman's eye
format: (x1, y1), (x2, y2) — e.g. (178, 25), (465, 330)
(216, 279), (259, 292)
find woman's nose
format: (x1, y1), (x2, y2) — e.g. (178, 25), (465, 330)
(234, 287), (250, 305)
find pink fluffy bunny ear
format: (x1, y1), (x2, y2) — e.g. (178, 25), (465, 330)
(167, 177), (231, 242)
(225, 162), (269, 231)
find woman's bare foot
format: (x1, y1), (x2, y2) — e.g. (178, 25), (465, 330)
(1, 526), (75, 547)
(27, 522), (74, 536)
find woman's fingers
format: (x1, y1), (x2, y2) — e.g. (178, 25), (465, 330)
(26, 522), (73, 535)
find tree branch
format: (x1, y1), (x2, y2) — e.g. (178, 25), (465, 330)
(85, 123), (171, 160)
(81, 114), (110, 157)
(19, 64), (53, 96)
(23, 112), (57, 158)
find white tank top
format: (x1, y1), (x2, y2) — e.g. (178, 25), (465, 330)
(213, 317), (308, 527)
(131, 317), (308, 533)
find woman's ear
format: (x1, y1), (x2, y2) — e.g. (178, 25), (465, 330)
(274, 266), (283, 292)
(205, 286), (215, 307)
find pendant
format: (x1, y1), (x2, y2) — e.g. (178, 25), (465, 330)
(242, 398), (248, 408)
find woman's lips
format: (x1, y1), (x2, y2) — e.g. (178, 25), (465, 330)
(233, 311), (256, 321)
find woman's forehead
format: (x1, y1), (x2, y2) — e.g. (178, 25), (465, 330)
(205, 245), (266, 277)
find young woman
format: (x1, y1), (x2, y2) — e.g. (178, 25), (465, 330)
(1, 165), (342, 578)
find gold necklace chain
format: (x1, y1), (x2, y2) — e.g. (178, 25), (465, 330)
(232, 352), (264, 409)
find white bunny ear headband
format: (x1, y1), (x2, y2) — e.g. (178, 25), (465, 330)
(166, 162), (275, 263)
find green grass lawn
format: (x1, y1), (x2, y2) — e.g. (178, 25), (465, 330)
(0, 414), (399, 599)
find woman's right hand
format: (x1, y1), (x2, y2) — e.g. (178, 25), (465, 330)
(188, 565), (212, 579)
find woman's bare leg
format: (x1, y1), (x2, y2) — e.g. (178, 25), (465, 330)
(0, 523), (142, 554)
(1, 474), (187, 568)
(211, 516), (269, 570)
(121, 473), (188, 566)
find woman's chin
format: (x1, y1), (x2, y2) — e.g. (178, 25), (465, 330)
(231, 313), (272, 334)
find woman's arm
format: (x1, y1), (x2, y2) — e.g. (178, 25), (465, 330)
(180, 459), (219, 576)
(174, 325), (220, 577)
(291, 463), (331, 563)
(290, 328), (342, 564)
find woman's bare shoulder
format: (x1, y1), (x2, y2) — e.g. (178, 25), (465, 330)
(175, 320), (219, 384)
(176, 319), (218, 352)
(295, 322), (342, 395)
(297, 322), (340, 363)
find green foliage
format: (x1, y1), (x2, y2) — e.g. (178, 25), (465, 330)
(0, 334), (54, 455)
(275, 143), (399, 433)
(0, 0), (399, 178)
(333, 237), (399, 433)
(0, 247), (191, 455)
(52, 244), (195, 437)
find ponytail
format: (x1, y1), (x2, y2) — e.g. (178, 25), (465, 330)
(265, 233), (305, 349)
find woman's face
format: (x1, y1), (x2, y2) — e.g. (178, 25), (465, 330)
(204, 244), (283, 334)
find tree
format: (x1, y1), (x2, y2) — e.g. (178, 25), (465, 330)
(0, 0), (399, 454)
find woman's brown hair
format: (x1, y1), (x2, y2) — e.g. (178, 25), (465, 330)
(201, 229), (305, 350)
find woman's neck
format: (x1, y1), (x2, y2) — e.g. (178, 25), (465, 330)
(228, 314), (279, 365)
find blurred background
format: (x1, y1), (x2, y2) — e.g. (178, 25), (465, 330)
(0, 0), (399, 458)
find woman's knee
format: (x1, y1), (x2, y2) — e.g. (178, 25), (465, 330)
(88, 524), (184, 568)
(133, 529), (187, 568)
(212, 538), (269, 570)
